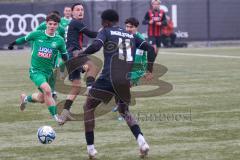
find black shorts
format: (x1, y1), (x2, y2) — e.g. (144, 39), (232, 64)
(67, 49), (90, 81)
(90, 78), (131, 105)
(148, 36), (162, 48)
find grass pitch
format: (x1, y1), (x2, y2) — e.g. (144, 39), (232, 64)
(0, 47), (240, 160)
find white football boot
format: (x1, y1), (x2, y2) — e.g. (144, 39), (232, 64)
(87, 145), (98, 159)
(20, 93), (27, 111)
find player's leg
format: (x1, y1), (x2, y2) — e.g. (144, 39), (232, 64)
(62, 69), (81, 111)
(59, 61), (65, 80)
(67, 50), (98, 89)
(59, 49), (84, 123)
(161, 35), (170, 47)
(170, 33), (177, 47)
(19, 92), (44, 111)
(61, 55), (98, 117)
(40, 82), (62, 123)
(29, 71), (61, 123)
(57, 54), (66, 80)
(49, 70), (57, 100)
(155, 36), (162, 54)
(83, 96), (100, 159)
(117, 99), (150, 158)
(84, 79), (115, 158)
(148, 36), (158, 55)
(59, 78), (80, 124)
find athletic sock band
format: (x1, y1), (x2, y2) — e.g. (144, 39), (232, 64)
(64, 99), (73, 110)
(130, 125), (143, 139)
(48, 106), (57, 116)
(85, 131), (94, 145)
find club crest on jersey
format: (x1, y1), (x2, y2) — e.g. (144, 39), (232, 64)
(38, 47), (53, 59)
(51, 42), (57, 48)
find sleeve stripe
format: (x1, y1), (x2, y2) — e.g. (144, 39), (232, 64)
(96, 39), (104, 45)
(139, 40), (147, 48)
(79, 26), (87, 32)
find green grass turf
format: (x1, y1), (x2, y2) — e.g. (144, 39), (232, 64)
(0, 47), (240, 160)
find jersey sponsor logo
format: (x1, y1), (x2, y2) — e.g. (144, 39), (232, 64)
(153, 17), (161, 21)
(38, 47), (53, 59)
(0, 13), (46, 36)
(110, 31), (134, 39)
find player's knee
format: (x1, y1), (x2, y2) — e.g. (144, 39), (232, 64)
(42, 88), (52, 97)
(38, 94), (45, 103)
(86, 61), (97, 72)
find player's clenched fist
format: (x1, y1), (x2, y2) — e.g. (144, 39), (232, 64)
(8, 41), (16, 50)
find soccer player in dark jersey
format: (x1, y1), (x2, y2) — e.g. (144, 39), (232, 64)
(60, 3), (99, 121)
(66, 9), (156, 158)
(142, 0), (167, 54)
(8, 13), (68, 124)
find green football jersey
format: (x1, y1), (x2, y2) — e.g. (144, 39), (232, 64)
(36, 22), (65, 39)
(60, 17), (72, 40)
(130, 32), (148, 85)
(15, 30), (67, 73)
(60, 17), (71, 29)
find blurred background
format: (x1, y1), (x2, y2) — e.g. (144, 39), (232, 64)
(1, 0), (240, 49)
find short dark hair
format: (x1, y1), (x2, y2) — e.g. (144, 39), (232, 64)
(71, 3), (84, 11)
(101, 9), (119, 22)
(125, 17), (139, 27)
(46, 13), (61, 23)
(49, 10), (60, 16)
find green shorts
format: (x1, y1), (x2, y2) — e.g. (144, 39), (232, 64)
(29, 69), (54, 92)
(130, 70), (145, 86)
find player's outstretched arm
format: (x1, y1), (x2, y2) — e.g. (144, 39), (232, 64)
(8, 31), (38, 50)
(8, 36), (26, 50)
(8, 41), (16, 50)
(82, 28), (98, 38)
(82, 40), (103, 55)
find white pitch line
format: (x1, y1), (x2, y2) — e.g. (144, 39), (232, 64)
(159, 52), (240, 59)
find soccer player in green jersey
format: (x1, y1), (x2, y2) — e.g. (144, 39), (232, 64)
(58, 6), (72, 80)
(8, 13), (68, 124)
(125, 17), (153, 86)
(36, 11), (67, 96)
(60, 6), (72, 33)
(112, 17), (154, 118)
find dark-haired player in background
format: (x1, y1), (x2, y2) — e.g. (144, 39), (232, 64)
(67, 9), (156, 159)
(59, 3), (99, 122)
(142, 0), (167, 54)
(8, 13), (68, 124)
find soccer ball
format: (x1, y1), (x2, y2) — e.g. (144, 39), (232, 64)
(37, 126), (56, 144)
